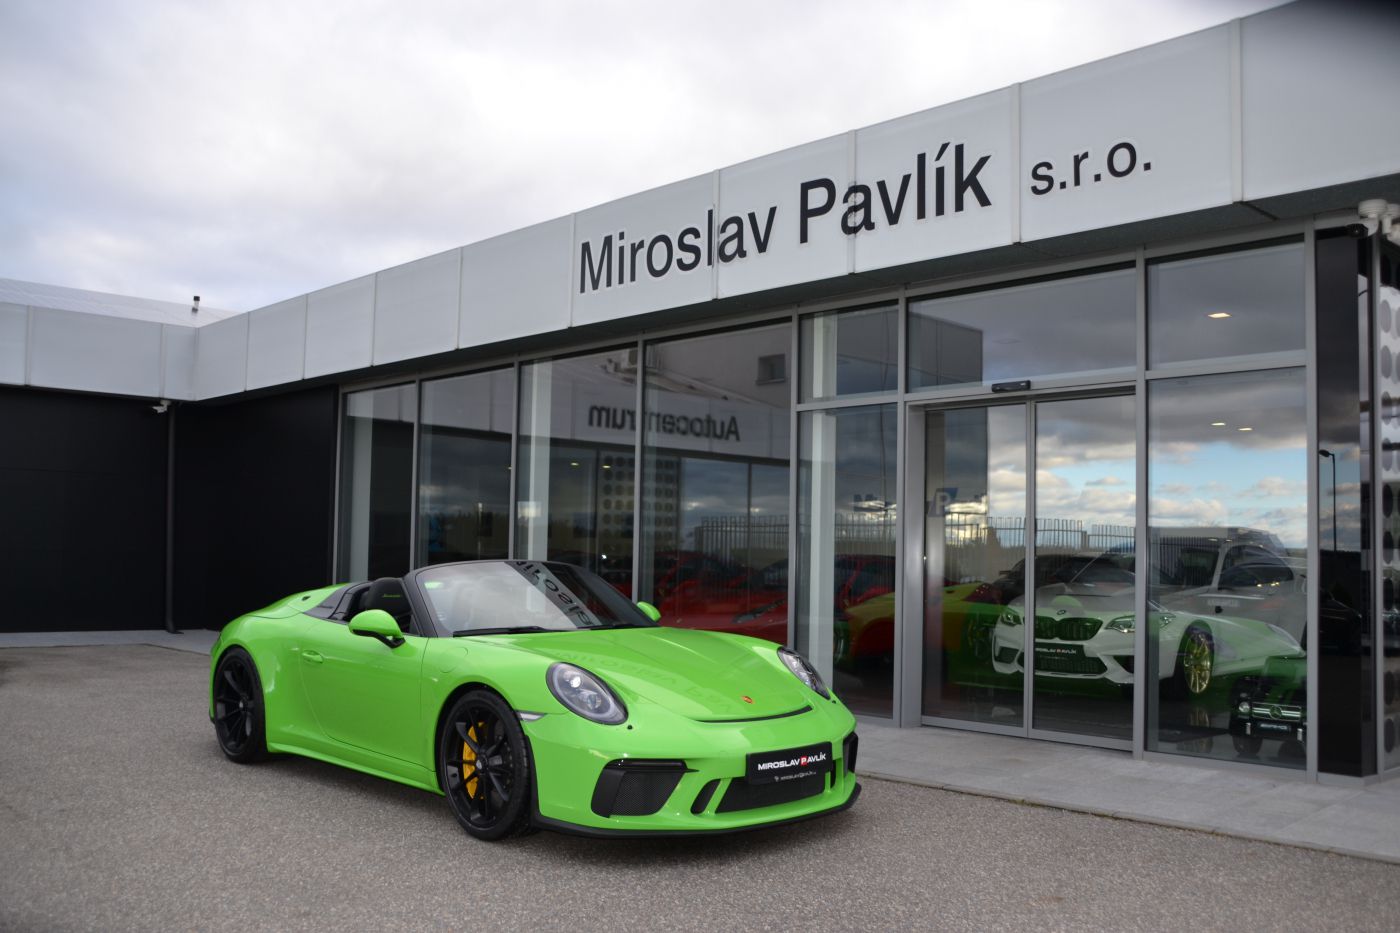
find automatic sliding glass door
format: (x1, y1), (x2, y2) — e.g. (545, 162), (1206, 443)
(921, 394), (1137, 746)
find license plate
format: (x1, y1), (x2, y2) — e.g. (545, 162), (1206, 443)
(1255, 720), (1294, 735)
(745, 742), (832, 785)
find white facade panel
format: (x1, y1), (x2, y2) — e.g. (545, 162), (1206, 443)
(1020, 26), (1234, 241)
(246, 296), (307, 390)
(1242, 1), (1400, 200)
(161, 324), (196, 400)
(717, 135), (850, 298)
(571, 174), (715, 327)
(459, 217), (572, 347)
(0, 302), (26, 385)
(194, 313), (249, 400)
(305, 275), (375, 379)
(854, 91), (1015, 273)
(373, 249), (462, 365)
(29, 307), (162, 397)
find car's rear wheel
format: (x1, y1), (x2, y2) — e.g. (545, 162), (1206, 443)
(213, 648), (268, 763)
(438, 690), (533, 841)
(1170, 625), (1215, 698)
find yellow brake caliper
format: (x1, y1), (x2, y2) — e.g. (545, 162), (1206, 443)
(462, 724), (479, 797)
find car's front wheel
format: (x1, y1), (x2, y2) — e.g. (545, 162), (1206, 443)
(437, 690), (534, 841)
(212, 647), (268, 763)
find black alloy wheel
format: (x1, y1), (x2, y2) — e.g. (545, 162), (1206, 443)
(438, 690), (534, 841)
(213, 648), (268, 763)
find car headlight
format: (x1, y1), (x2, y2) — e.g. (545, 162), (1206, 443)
(1237, 700), (1252, 715)
(547, 663), (627, 724)
(998, 609), (1022, 627)
(1106, 615), (1135, 634)
(778, 647), (830, 699)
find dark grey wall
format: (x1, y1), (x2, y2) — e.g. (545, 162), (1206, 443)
(173, 385), (338, 630)
(0, 387), (168, 631)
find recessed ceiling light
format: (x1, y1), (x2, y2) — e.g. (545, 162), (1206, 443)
(1211, 421), (1227, 427)
(1237, 427), (1253, 432)
(1207, 312), (1232, 319)
(602, 464), (612, 469)
(569, 461), (580, 467)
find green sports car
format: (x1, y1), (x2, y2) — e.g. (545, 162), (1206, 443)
(209, 560), (860, 841)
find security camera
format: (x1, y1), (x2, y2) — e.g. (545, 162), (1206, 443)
(151, 399), (171, 414)
(1358, 199), (1400, 245)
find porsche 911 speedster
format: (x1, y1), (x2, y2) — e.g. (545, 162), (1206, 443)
(209, 560), (860, 840)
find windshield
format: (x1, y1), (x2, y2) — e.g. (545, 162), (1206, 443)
(414, 561), (657, 636)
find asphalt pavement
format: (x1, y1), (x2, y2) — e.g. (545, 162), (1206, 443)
(2, 645), (1398, 932)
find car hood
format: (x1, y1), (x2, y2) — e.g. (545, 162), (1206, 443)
(491, 627), (813, 721)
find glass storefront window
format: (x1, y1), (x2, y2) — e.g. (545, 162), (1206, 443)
(340, 383), (416, 580)
(800, 304), (897, 402)
(515, 349), (636, 593)
(637, 324), (792, 643)
(418, 369), (513, 565)
(923, 404), (1027, 727)
(798, 404), (898, 718)
(1147, 368), (1308, 768)
(1030, 395), (1137, 741)
(1148, 241), (1305, 369)
(909, 267), (1135, 390)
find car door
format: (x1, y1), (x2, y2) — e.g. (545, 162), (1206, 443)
(297, 615), (426, 764)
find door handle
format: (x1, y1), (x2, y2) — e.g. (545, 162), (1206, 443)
(302, 650), (324, 663)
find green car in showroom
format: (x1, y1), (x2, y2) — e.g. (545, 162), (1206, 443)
(209, 560), (859, 841)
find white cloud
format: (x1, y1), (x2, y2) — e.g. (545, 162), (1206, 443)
(0, 0), (1285, 310)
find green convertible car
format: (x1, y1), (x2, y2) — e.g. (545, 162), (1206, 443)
(209, 560), (859, 841)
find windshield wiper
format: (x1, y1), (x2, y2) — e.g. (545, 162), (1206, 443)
(452, 626), (550, 637)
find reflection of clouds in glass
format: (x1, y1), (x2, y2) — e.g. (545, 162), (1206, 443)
(1151, 496), (1229, 525)
(1086, 476), (1125, 487)
(1238, 476), (1306, 499)
(1150, 369), (1307, 550)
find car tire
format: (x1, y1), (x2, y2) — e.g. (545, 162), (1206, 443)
(1170, 625), (1215, 698)
(212, 647), (269, 764)
(1232, 734), (1263, 758)
(438, 689), (534, 842)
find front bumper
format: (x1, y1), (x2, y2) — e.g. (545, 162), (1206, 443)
(523, 698), (859, 834)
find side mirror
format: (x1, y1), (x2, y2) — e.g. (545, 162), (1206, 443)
(350, 609), (405, 648)
(636, 601), (662, 622)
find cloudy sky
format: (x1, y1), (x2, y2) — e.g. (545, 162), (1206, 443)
(0, 0), (1284, 313)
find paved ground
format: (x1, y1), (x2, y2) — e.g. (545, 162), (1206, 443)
(2, 645), (1399, 932)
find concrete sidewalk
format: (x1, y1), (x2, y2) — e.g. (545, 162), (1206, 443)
(857, 721), (1400, 864)
(4, 631), (1398, 864)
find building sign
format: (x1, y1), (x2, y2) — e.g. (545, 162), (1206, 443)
(570, 27), (1237, 328)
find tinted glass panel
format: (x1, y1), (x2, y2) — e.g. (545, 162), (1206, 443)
(1147, 368), (1308, 769)
(909, 268), (1135, 390)
(923, 404), (1026, 726)
(638, 324), (791, 644)
(340, 384), (415, 580)
(418, 369), (513, 565)
(801, 304), (897, 402)
(1149, 242), (1305, 368)
(1030, 395), (1136, 741)
(798, 404), (897, 717)
(516, 350), (635, 592)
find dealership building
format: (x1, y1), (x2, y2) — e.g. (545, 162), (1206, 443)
(3, 0), (1399, 783)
